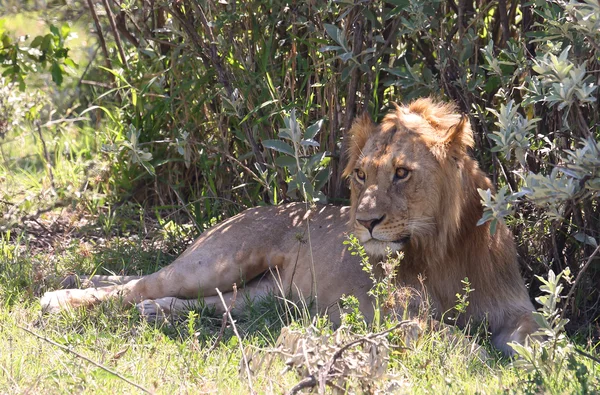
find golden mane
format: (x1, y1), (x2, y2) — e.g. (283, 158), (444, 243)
(344, 98), (536, 354)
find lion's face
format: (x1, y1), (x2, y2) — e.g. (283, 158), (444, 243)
(345, 99), (474, 258)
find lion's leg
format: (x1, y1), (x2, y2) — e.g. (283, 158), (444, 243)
(491, 309), (538, 356)
(136, 276), (275, 320)
(41, 279), (144, 313)
(41, 251), (275, 313)
(59, 274), (143, 289)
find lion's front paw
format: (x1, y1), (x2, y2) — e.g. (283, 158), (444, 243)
(136, 298), (173, 322)
(41, 289), (74, 313)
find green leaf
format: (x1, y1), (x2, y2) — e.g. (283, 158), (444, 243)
(489, 218), (497, 236)
(30, 35), (43, 48)
(63, 58), (76, 68)
(60, 23), (71, 39)
(262, 139), (294, 156)
(324, 24), (344, 47)
(41, 34), (53, 52)
(319, 45), (342, 53)
(305, 119), (324, 140)
(50, 62), (63, 85)
(275, 155), (297, 169)
(573, 232), (598, 247)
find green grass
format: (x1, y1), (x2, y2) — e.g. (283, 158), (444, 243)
(0, 222), (598, 394)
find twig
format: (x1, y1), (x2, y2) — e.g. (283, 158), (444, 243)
(81, 80), (113, 89)
(575, 347), (600, 364)
(206, 284), (238, 354)
(216, 286), (254, 394)
(101, 0), (129, 68)
(169, 185), (202, 235)
(562, 244), (600, 321)
(85, 0), (113, 71)
(497, 0), (511, 47)
(35, 121), (56, 194)
(17, 325), (152, 394)
(287, 320), (413, 395)
(288, 376), (318, 395)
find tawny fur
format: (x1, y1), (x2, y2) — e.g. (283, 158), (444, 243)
(41, 98), (536, 355)
(345, 98), (536, 354)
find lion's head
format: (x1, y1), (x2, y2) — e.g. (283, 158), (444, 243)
(344, 98), (486, 259)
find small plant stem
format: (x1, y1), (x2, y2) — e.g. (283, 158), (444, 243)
(561, 244), (600, 320)
(293, 135), (318, 311)
(17, 325), (152, 394)
(100, 0), (128, 68)
(207, 285), (237, 354)
(85, 0), (113, 71)
(35, 122), (56, 194)
(216, 287), (255, 394)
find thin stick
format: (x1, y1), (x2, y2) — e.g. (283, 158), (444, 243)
(216, 286), (255, 394)
(17, 325), (152, 394)
(575, 347), (600, 364)
(85, 0), (113, 71)
(35, 121), (56, 194)
(206, 285), (237, 354)
(100, 0), (128, 68)
(562, 244), (600, 321)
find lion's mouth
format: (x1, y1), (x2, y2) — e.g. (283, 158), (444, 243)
(361, 235), (411, 256)
(392, 236), (411, 245)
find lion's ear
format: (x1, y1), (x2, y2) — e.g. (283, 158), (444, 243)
(343, 113), (375, 178)
(443, 114), (474, 153)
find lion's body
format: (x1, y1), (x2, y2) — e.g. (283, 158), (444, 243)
(42, 98), (536, 355)
(43, 204), (375, 324)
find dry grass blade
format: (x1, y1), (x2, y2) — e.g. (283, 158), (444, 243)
(285, 320), (416, 395)
(216, 286), (255, 394)
(207, 284), (237, 354)
(16, 324), (152, 394)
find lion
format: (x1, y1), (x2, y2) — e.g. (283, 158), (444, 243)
(41, 98), (536, 355)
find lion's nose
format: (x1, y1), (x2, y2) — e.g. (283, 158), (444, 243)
(357, 215), (385, 234)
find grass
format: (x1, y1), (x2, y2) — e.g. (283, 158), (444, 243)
(0, 213), (598, 394)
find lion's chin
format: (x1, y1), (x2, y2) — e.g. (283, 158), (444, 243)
(361, 237), (409, 258)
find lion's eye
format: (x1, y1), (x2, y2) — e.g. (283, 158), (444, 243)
(355, 169), (366, 182)
(395, 167), (410, 180)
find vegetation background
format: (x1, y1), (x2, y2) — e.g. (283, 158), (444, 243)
(0, 0), (599, 393)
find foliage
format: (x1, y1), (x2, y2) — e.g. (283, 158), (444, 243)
(344, 234), (404, 329)
(264, 110), (328, 202)
(0, 19), (74, 89)
(510, 268), (599, 394)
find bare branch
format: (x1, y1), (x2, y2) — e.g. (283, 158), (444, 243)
(85, 0), (113, 71)
(100, 0), (129, 68)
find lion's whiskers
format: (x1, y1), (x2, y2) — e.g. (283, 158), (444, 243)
(406, 217), (436, 237)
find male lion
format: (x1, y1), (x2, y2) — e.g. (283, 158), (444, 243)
(42, 98), (536, 355)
